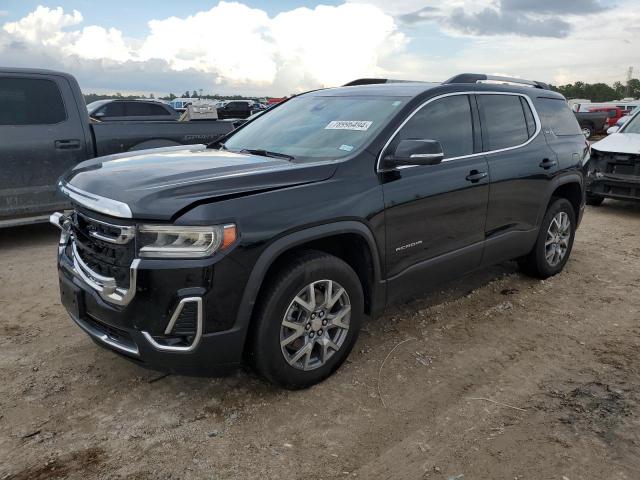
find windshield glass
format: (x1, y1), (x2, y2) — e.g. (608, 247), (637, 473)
(86, 100), (110, 113)
(223, 95), (408, 160)
(622, 112), (640, 134)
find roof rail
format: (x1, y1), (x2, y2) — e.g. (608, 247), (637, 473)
(444, 73), (550, 90)
(342, 78), (421, 87)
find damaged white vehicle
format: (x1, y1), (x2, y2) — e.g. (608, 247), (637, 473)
(586, 111), (640, 205)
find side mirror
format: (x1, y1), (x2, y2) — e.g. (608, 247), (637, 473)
(382, 139), (444, 170)
(93, 111), (105, 118)
(607, 126), (619, 135)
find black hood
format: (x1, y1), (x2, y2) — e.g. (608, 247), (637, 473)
(63, 145), (338, 220)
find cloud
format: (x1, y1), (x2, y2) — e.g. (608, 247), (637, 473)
(398, 6), (441, 24)
(0, 3), (406, 94)
(501, 0), (609, 14)
(448, 7), (572, 38)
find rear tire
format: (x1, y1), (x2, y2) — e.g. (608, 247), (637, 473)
(586, 193), (604, 206)
(519, 198), (576, 279)
(250, 251), (364, 389)
(581, 124), (595, 139)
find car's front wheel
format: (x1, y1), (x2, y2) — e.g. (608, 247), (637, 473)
(519, 197), (576, 279)
(250, 251), (364, 389)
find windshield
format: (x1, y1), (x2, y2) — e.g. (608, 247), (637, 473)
(223, 95), (408, 161)
(622, 112), (640, 134)
(86, 100), (110, 114)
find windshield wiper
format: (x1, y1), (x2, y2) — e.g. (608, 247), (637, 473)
(239, 148), (295, 161)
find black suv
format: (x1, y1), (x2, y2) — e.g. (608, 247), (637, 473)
(52, 74), (588, 388)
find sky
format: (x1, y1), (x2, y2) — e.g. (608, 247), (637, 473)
(0, 0), (638, 96)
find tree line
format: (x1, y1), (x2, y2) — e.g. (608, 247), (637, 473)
(552, 79), (640, 102)
(83, 79), (640, 106)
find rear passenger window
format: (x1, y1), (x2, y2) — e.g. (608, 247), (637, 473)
(478, 95), (529, 151)
(0, 77), (67, 125)
(126, 102), (169, 116)
(536, 98), (583, 136)
(391, 95), (474, 159)
(100, 102), (125, 116)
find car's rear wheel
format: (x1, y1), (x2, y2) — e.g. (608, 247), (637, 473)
(519, 197), (576, 279)
(250, 251), (363, 389)
(581, 124), (595, 138)
(586, 193), (604, 206)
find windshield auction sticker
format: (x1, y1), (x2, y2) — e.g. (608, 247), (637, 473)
(325, 120), (373, 131)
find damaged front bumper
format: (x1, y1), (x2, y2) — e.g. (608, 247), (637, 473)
(586, 151), (640, 201)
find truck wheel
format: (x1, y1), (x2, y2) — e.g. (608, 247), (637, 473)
(586, 193), (604, 206)
(518, 198), (576, 279)
(250, 251), (364, 389)
(581, 125), (595, 139)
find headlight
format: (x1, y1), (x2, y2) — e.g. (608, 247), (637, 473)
(137, 224), (237, 258)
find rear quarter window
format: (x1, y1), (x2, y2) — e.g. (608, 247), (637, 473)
(0, 77), (67, 125)
(536, 97), (583, 136)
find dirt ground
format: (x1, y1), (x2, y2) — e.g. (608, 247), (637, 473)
(1, 201), (639, 480)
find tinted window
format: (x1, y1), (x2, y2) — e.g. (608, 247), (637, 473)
(126, 102), (169, 116)
(536, 98), (583, 136)
(391, 95), (474, 159)
(478, 95), (529, 150)
(0, 77), (66, 125)
(99, 102), (125, 117)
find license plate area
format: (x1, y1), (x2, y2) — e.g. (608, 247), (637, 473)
(59, 276), (84, 319)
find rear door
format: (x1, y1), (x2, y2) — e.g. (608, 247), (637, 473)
(0, 74), (87, 221)
(477, 93), (558, 265)
(382, 94), (490, 301)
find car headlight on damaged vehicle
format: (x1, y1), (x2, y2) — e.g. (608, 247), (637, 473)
(138, 224), (237, 258)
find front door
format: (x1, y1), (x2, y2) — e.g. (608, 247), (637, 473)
(0, 74), (87, 220)
(381, 94), (489, 302)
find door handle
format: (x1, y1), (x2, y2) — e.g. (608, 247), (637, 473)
(55, 139), (81, 150)
(539, 158), (557, 170)
(465, 170), (488, 183)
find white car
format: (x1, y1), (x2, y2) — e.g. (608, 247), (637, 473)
(586, 110), (640, 205)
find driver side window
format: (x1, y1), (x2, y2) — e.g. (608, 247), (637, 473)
(391, 95), (474, 159)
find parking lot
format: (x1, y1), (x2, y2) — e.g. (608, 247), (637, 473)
(1, 202), (639, 480)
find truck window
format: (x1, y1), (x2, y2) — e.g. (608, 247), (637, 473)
(520, 97), (537, 137)
(478, 94), (529, 151)
(391, 95), (474, 159)
(536, 98), (583, 136)
(0, 77), (67, 125)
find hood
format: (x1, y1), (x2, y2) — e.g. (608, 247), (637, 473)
(592, 133), (640, 155)
(62, 144), (338, 220)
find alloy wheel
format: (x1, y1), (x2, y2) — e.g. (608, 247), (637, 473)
(545, 211), (571, 267)
(280, 279), (351, 371)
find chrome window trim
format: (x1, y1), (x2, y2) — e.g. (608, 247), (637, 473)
(376, 91), (542, 172)
(142, 297), (203, 353)
(59, 181), (133, 219)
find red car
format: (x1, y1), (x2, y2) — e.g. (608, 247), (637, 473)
(581, 106), (628, 127)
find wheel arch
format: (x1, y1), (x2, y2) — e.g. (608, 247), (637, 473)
(538, 174), (584, 226)
(235, 221), (385, 351)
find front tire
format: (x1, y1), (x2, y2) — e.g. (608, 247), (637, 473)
(250, 251), (364, 389)
(519, 198), (576, 279)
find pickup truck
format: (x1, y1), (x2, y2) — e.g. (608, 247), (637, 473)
(0, 68), (240, 227)
(573, 109), (614, 138)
